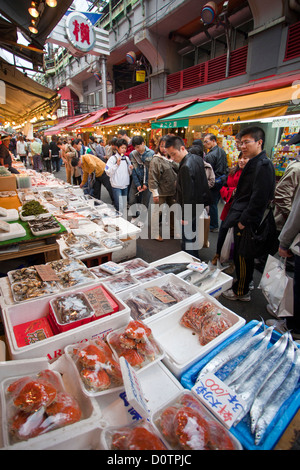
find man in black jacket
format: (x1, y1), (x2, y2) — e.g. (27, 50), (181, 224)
(222, 126), (276, 301)
(165, 135), (211, 257)
(203, 133), (228, 232)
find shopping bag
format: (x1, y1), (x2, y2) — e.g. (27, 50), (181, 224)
(203, 210), (210, 248)
(220, 227), (234, 263)
(258, 255), (288, 312)
(277, 276), (294, 317)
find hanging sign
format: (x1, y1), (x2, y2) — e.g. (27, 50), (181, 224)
(65, 12), (96, 53)
(136, 70), (146, 82)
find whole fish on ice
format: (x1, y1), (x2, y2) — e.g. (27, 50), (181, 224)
(224, 326), (274, 387)
(232, 332), (289, 424)
(254, 348), (300, 445)
(250, 337), (295, 434)
(196, 321), (263, 382)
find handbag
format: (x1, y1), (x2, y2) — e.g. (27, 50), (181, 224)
(238, 205), (277, 259)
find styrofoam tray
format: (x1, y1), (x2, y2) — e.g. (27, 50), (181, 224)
(0, 356), (102, 450)
(117, 273), (200, 323)
(180, 320), (300, 450)
(0, 209), (19, 222)
(0, 223), (26, 241)
(2, 283), (130, 362)
(19, 209), (50, 221)
(147, 292), (245, 379)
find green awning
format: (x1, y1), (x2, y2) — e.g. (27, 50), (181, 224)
(151, 99), (228, 128)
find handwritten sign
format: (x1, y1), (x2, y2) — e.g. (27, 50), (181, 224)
(192, 373), (246, 429)
(146, 286), (176, 304)
(34, 264), (59, 281)
(120, 357), (150, 419)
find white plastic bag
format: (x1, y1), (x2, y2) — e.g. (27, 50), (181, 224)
(259, 255), (292, 314)
(220, 227), (234, 263)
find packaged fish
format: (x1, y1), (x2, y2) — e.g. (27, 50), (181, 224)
(2, 370), (81, 444)
(124, 291), (162, 320)
(107, 320), (164, 371)
(120, 258), (149, 274)
(102, 420), (167, 450)
(102, 272), (139, 293)
(152, 391), (241, 450)
(133, 267), (165, 283)
(101, 238), (124, 249)
(11, 280), (59, 302)
(56, 268), (95, 289)
(47, 258), (86, 273)
(89, 266), (112, 279)
(8, 267), (41, 284)
(65, 339), (123, 396)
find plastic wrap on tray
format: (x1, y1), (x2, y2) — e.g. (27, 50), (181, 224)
(56, 268), (95, 289)
(63, 246), (87, 258)
(180, 301), (233, 346)
(133, 267), (165, 283)
(107, 320), (163, 370)
(50, 293), (94, 326)
(63, 233), (90, 246)
(66, 339), (123, 395)
(101, 238), (124, 249)
(11, 280), (59, 302)
(89, 266), (111, 279)
(159, 281), (191, 302)
(102, 272), (139, 293)
(153, 391), (240, 450)
(47, 258), (86, 273)
(3, 369), (82, 444)
(102, 420), (167, 450)
(120, 258), (149, 274)
(124, 291), (162, 320)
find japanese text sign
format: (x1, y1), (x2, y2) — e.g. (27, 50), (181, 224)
(192, 373), (246, 429)
(65, 12), (96, 53)
(120, 357), (150, 420)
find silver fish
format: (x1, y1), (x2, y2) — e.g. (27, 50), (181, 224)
(156, 263), (190, 275)
(232, 332), (289, 424)
(196, 321), (263, 381)
(255, 348), (300, 445)
(224, 326), (274, 387)
(250, 337), (295, 434)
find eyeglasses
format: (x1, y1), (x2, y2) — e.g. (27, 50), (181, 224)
(240, 140), (256, 146)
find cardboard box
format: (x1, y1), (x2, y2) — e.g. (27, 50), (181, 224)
(0, 175), (17, 191)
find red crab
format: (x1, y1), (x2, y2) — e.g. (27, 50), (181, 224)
(80, 368), (111, 391)
(120, 349), (145, 367)
(11, 380), (57, 413)
(45, 392), (81, 427)
(174, 406), (209, 450)
(10, 408), (46, 441)
(73, 343), (108, 369)
(124, 320), (152, 342)
(112, 426), (166, 450)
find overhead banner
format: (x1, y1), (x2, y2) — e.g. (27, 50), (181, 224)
(151, 119), (189, 129)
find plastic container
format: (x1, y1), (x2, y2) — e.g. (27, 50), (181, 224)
(101, 419), (168, 450)
(65, 338), (124, 397)
(147, 293), (245, 379)
(49, 292), (95, 333)
(117, 273), (199, 323)
(107, 320), (164, 373)
(0, 356), (102, 450)
(151, 390), (242, 450)
(2, 283), (130, 362)
(119, 258), (149, 274)
(28, 216), (61, 236)
(0, 209), (19, 222)
(0, 223), (26, 241)
(180, 320), (300, 450)
(101, 272), (140, 293)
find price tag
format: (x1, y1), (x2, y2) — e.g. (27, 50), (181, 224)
(146, 286), (176, 304)
(187, 262), (208, 273)
(34, 264), (59, 282)
(192, 373), (246, 429)
(119, 357), (150, 419)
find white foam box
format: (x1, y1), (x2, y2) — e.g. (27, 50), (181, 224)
(0, 356), (103, 450)
(151, 250), (233, 297)
(2, 283), (130, 362)
(146, 292), (246, 379)
(111, 237), (137, 263)
(96, 361), (183, 435)
(116, 273), (200, 323)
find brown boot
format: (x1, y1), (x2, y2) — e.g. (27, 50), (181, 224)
(211, 254), (219, 265)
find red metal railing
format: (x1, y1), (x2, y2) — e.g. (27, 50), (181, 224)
(115, 82), (150, 106)
(166, 45), (248, 94)
(284, 20), (300, 61)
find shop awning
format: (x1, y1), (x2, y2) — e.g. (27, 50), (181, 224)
(188, 86), (294, 126)
(0, 60), (60, 124)
(44, 114), (90, 136)
(68, 108), (108, 129)
(151, 99), (227, 128)
(100, 99), (197, 128)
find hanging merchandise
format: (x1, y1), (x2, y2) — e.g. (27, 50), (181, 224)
(126, 51), (136, 64)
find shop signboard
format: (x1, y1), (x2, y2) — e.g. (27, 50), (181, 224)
(151, 119), (189, 129)
(65, 12), (96, 53)
(272, 117), (300, 128)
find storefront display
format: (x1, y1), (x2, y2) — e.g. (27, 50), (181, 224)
(272, 128), (300, 177)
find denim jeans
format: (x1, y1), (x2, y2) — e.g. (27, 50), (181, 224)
(112, 187), (128, 214)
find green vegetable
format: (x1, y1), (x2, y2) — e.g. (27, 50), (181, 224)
(21, 200), (48, 216)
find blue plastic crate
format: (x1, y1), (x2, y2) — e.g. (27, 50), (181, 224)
(181, 320), (300, 450)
